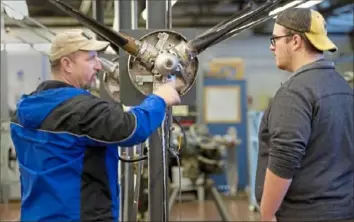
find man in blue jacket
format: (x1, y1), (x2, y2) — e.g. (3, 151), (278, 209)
(10, 29), (182, 221)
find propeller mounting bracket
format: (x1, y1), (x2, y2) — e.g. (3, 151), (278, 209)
(128, 30), (199, 96)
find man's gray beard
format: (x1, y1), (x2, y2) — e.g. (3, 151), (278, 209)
(81, 83), (92, 90)
(82, 85), (90, 90)
(83, 78), (99, 90)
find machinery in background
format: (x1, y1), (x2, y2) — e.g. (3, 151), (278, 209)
(135, 122), (240, 221)
(168, 123), (240, 222)
(343, 71), (353, 88)
(173, 124), (226, 182)
(176, 124), (223, 181)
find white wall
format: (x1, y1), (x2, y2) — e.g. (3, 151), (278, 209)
(2, 50), (48, 111)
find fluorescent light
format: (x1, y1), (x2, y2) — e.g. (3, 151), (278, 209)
(33, 43), (51, 53)
(269, 0), (323, 17)
(141, 0), (178, 20)
(297, 0), (323, 8)
(5, 43), (31, 51)
(269, 0), (303, 16)
(2, 0), (29, 21)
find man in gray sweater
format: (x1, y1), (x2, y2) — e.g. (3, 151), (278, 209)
(255, 8), (354, 222)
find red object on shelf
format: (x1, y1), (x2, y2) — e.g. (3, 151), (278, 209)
(179, 120), (195, 126)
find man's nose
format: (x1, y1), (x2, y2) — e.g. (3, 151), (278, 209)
(269, 44), (275, 51)
(95, 58), (103, 70)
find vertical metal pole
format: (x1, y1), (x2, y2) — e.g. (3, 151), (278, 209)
(131, 0), (138, 29)
(146, 0), (167, 29)
(162, 109), (172, 220)
(118, 1), (138, 221)
(164, 2), (173, 220)
(147, 131), (163, 221)
(92, 0), (105, 40)
(123, 148), (135, 222)
(196, 70), (204, 124)
(131, 144), (144, 219)
(112, 0), (125, 219)
(115, 1), (127, 221)
(166, 0), (172, 29)
(129, 3), (141, 221)
(92, 0), (104, 24)
(146, 0), (171, 221)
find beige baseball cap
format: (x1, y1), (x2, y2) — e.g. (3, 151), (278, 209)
(49, 29), (110, 62)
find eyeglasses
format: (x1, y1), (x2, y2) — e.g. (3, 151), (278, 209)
(270, 34), (294, 46)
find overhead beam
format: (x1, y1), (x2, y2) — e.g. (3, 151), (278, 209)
(3, 15), (247, 28)
(5, 0), (354, 28)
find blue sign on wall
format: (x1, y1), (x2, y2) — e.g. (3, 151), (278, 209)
(203, 77), (249, 193)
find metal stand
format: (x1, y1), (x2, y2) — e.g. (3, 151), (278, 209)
(100, 1), (198, 221)
(146, 1), (171, 220)
(117, 1), (196, 221)
(118, 28), (198, 222)
(207, 178), (232, 222)
(96, 1), (144, 221)
(168, 175), (232, 222)
(110, 1), (144, 222)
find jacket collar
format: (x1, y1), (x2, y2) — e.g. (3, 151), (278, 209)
(289, 59), (335, 80)
(35, 80), (75, 93)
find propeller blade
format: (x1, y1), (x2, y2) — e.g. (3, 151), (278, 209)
(207, 0), (309, 48)
(47, 0), (140, 56)
(188, 0), (283, 54)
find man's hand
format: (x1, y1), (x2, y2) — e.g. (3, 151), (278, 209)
(153, 83), (181, 106)
(173, 77), (186, 91)
(261, 215), (277, 221)
(167, 76), (186, 92)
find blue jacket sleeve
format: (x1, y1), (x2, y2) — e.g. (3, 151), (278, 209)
(117, 94), (166, 146)
(31, 92), (167, 147)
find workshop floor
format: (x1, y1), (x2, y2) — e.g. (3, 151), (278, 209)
(0, 202), (20, 221)
(169, 199), (260, 221)
(0, 199), (259, 221)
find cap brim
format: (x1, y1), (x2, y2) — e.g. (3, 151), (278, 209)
(80, 40), (110, 52)
(305, 32), (337, 52)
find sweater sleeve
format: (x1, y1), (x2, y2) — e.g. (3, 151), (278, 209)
(267, 88), (312, 179)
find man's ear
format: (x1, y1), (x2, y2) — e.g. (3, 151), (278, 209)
(61, 57), (72, 74)
(292, 34), (302, 51)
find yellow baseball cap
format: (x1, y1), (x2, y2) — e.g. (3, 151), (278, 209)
(49, 29), (110, 62)
(276, 8), (337, 52)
